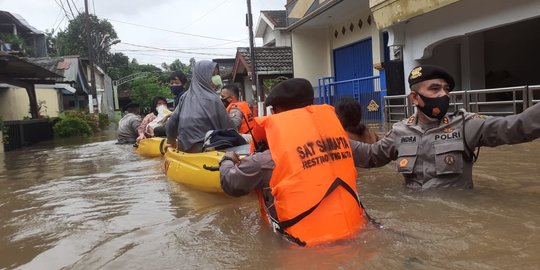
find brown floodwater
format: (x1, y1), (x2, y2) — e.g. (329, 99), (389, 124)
(1, 129), (539, 269)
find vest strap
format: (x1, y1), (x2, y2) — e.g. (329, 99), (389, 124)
(278, 177), (360, 230)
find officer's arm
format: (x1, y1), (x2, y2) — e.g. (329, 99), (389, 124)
(228, 107), (243, 130)
(220, 150), (274, 197)
(468, 102), (540, 147)
(350, 130), (398, 168)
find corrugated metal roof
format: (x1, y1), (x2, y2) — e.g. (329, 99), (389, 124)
(0, 53), (62, 80)
(27, 56), (89, 94)
(0, 10), (43, 34)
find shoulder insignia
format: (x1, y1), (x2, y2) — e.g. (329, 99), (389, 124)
(472, 114), (487, 120)
(442, 116), (449, 124)
(407, 116), (416, 124)
(442, 127), (455, 133)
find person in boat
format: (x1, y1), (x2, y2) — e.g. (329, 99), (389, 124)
(169, 71), (188, 108)
(220, 84), (255, 134)
(166, 60), (234, 153)
(137, 96), (171, 143)
(117, 102), (142, 144)
(219, 78), (369, 247)
(335, 97), (379, 144)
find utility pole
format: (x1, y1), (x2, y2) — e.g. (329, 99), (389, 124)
(246, 0), (261, 115)
(84, 0), (97, 113)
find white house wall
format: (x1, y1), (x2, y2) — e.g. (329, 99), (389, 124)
(291, 9), (383, 86)
(394, 0), (540, 93)
(329, 11), (382, 75)
(262, 27), (291, 47)
(291, 28), (332, 85)
(0, 87), (60, 121)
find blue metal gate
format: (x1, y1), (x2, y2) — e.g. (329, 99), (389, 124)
(323, 38), (385, 123)
(333, 38), (374, 98)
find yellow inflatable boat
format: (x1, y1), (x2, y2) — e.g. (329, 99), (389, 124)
(162, 149), (225, 193)
(135, 137), (166, 157)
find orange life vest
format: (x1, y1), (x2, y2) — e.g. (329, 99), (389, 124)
(252, 104), (366, 246)
(226, 101), (255, 134)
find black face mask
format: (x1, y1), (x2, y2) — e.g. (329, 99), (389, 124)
(417, 93), (450, 121)
(221, 97), (231, 108)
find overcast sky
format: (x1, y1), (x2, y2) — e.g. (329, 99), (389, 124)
(0, 0), (286, 66)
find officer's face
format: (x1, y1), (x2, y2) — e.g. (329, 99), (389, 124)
(411, 78), (450, 106)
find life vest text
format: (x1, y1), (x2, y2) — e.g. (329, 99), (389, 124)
(296, 136), (352, 169)
(434, 132), (461, 141)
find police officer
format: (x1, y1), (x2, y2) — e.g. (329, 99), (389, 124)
(220, 84), (255, 134)
(353, 65), (540, 189)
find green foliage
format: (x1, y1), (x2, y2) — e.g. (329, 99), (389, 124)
(0, 33), (24, 45)
(98, 113), (110, 128)
(263, 76), (290, 95)
(60, 110), (100, 132)
(53, 14), (118, 66)
(28, 100), (48, 118)
(53, 117), (92, 138)
(106, 52), (130, 80)
(127, 75), (172, 107)
(162, 58), (194, 76)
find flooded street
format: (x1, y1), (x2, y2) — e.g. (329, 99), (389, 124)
(1, 130), (539, 269)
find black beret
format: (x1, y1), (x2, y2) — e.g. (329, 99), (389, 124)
(264, 78), (314, 109)
(408, 65), (455, 91)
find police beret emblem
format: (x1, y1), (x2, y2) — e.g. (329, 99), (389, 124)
(410, 67), (422, 79)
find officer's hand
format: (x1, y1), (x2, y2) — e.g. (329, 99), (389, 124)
(224, 151), (240, 164)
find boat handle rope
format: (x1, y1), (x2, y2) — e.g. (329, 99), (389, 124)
(203, 164), (220, 171)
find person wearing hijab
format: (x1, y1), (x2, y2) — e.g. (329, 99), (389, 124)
(166, 60), (234, 153)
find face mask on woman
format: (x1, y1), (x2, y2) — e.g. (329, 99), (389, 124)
(211, 75), (223, 90)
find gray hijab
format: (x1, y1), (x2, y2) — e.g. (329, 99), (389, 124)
(167, 60), (233, 151)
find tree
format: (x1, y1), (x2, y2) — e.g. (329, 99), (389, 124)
(53, 14), (118, 66)
(161, 58), (194, 75)
(127, 75), (172, 108)
(44, 29), (58, 56)
(105, 52), (130, 80)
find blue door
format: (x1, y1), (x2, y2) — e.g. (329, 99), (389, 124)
(333, 38), (373, 102)
(333, 38), (384, 122)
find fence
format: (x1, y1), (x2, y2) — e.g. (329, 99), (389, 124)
(317, 76), (386, 123)
(384, 85), (540, 123)
(2, 119), (55, 151)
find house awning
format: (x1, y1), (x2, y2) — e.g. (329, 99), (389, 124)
(35, 83), (77, 94)
(0, 53), (63, 87)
